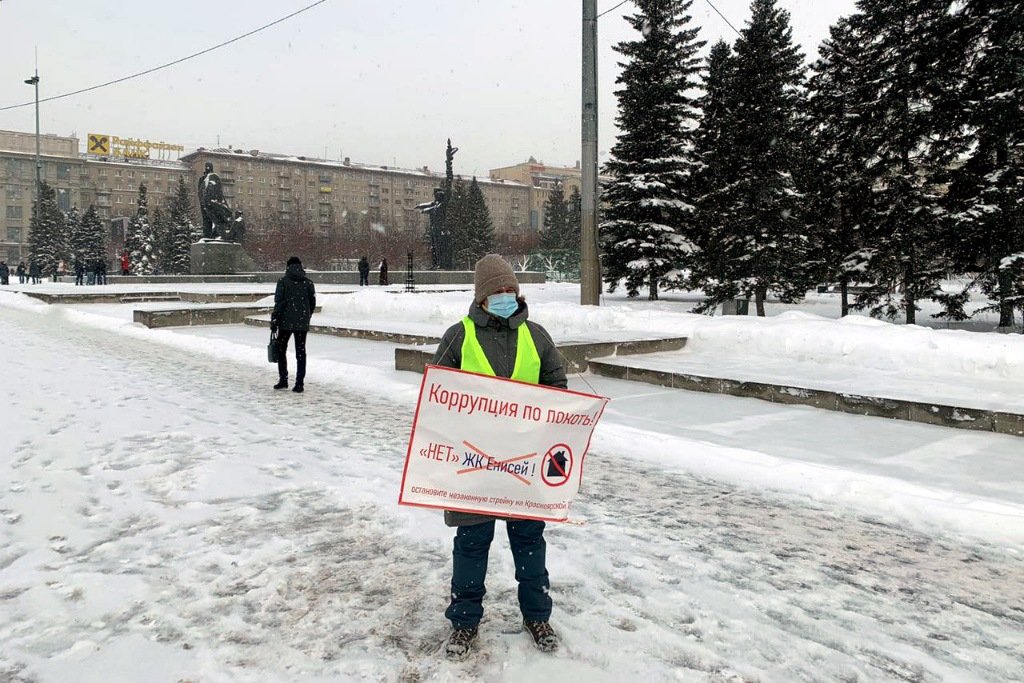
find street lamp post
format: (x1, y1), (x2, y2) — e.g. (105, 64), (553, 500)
(24, 71), (40, 202)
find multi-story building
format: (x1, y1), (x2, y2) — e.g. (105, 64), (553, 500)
(1, 129), (190, 264)
(489, 157), (592, 233)
(182, 148), (532, 239)
(2, 127), (538, 265)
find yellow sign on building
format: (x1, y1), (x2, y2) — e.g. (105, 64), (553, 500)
(87, 133), (110, 155)
(86, 133), (184, 159)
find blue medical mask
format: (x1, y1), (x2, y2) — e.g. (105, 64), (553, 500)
(486, 292), (518, 318)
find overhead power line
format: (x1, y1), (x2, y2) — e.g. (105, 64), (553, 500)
(597, 0), (630, 19)
(704, 0), (741, 36)
(0, 0), (330, 112)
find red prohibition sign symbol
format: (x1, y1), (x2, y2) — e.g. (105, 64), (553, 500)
(540, 444), (573, 487)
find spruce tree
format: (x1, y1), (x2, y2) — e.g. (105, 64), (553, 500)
(709, 0), (810, 316)
(126, 183), (157, 275)
(446, 177), (472, 269)
(465, 177), (495, 264)
(688, 40), (739, 313)
(846, 0), (957, 324)
(805, 15), (875, 316)
(939, 0), (1024, 328)
(540, 181), (569, 250)
(566, 186), (582, 251)
(28, 181), (65, 277)
(80, 205), (106, 270)
(167, 176), (198, 274)
(602, 0), (704, 300)
(152, 208), (171, 274)
(65, 205), (85, 266)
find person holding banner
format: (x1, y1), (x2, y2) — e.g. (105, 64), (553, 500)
(432, 253), (567, 660)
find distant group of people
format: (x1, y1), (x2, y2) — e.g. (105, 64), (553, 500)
(0, 258), (109, 286)
(0, 261), (42, 285)
(357, 256), (388, 286)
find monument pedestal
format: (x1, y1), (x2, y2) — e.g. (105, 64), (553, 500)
(190, 240), (256, 275)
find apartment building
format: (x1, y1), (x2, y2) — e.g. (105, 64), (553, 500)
(1, 130), (190, 263)
(489, 157), (613, 233)
(2, 127), (536, 264)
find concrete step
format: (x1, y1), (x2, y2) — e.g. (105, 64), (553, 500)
(587, 358), (1024, 438)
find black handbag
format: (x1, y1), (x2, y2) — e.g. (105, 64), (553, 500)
(267, 329), (279, 363)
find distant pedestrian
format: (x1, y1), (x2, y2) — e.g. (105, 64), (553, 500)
(120, 250), (130, 276)
(358, 256), (370, 286)
(378, 257), (389, 286)
(96, 259), (108, 285)
(74, 260), (85, 286)
(271, 256), (316, 393)
(16, 261), (26, 284)
(0, 261), (9, 286)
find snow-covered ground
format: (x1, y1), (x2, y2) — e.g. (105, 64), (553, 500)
(1, 283), (1022, 682)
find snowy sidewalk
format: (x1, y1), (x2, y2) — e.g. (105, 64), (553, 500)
(2, 298), (1023, 682)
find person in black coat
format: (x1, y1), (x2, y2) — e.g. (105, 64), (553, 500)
(378, 257), (389, 286)
(0, 261), (9, 286)
(271, 256), (316, 393)
(29, 261), (41, 284)
(74, 260), (85, 286)
(358, 256), (370, 286)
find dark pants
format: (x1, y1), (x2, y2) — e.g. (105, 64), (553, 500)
(359, 274), (369, 286)
(445, 519), (551, 629)
(276, 330), (307, 385)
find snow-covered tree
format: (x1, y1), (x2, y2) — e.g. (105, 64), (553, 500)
(845, 0), (959, 324)
(540, 182), (569, 250)
(601, 0), (704, 300)
(165, 176), (198, 274)
(696, 0), (810, 316)
(79, 205), (107, 269)
(687, 40), (738, 312)
(126, 183), (158, 275)
(28, 181), (66, 277)
(938, 0), (1024, 328)
(65, 205), (85, 267)
(464, 177), (495, 264)
(805, 15), (875, 316)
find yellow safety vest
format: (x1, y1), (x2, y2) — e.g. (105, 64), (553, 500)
(460, 317), (541, 384)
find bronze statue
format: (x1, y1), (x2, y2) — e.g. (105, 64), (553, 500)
(417, 140), (458, 269)
(198, 161), (236, 240)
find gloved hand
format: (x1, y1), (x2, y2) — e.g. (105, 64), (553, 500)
(270, 314), (279, 333)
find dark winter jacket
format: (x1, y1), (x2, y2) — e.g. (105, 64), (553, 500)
(358, 258), (370, 276)
(273, 263), (316, 331)
(432, 299), (567, 527)
(29, 262), (41, 278)
(0, 263), (8, 279)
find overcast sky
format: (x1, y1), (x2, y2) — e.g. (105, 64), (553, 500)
(0, 0), (856, 176)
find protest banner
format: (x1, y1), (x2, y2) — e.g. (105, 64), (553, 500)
(399, 365), (609, 522)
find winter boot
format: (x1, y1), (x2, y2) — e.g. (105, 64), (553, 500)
(292, 383), (304, 393)
(274, 378), (288, 390)
(444, 626), (478, 661)
(523, 620), (558, 652)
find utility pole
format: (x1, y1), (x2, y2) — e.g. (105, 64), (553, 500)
(581, 0), (601, 305)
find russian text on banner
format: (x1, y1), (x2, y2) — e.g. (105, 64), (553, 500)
(399, 365), (609, 522)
